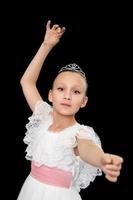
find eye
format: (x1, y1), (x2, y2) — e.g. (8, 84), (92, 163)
(57, 87), (64, 91)
(74, 90), (80, 94)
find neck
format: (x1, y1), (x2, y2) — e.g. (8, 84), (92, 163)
(49, 111), (76, 131)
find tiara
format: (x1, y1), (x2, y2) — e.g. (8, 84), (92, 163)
(58, 63), (86, 78)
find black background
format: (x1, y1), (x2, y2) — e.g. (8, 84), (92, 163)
(2, 1), (131, 199)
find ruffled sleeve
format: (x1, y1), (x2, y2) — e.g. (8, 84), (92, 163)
(76, 125), (102, 148)
(23, 101), (52, 160)
(73, 125), (102, 191)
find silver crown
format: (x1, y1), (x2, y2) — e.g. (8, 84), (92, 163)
(58, 63), (86, 78)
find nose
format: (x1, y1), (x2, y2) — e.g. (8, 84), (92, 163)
(64, 96), (71, 100)
(63, 91), (71, 100)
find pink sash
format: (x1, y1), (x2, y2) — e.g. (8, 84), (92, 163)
(30, 161), (72, 188)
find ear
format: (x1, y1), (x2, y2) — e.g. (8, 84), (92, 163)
(81, 96), (88, 108)
(48, 89), (53, 103)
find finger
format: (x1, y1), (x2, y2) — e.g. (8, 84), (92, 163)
(52, 24), (60, 30)
(61, 27), (66, 32)
(105, 170), (120, 177)
(105, 164), (122, 171)
(115, 157), (124, 165)
(105, 174), (118, 182)
(57, 27), (66, 36)
(103, 167), (120, 177)
(110, 155), (124, 165)
(56, 27), (61, 33)
(46, 20), (51, 30)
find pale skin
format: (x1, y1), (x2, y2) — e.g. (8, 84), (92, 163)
(20, 20), (123, 183)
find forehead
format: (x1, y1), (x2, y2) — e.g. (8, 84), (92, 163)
(53, 71), (86, 88)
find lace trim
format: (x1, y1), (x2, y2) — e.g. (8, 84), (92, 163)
(23, 101), (52, 160)
(73, 158), (102, 192)
(73, 125), (102, 191)
(76, 125), (102, 148)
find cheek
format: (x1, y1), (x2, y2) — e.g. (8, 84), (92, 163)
(52, 92), (61, 101)
(73, 96), (84, 106)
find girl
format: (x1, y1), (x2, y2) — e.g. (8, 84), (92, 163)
(17, 20), (123, 200)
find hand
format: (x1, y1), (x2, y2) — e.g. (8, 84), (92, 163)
(101, 153), (123, 182)
(43, 20), (66, 47)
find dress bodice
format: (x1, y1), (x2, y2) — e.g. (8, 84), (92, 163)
(23, 101), (102, 191)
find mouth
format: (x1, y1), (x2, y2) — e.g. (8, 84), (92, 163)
(60, 103), (71, 107)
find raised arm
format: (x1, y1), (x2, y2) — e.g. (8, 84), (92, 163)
(20, 20), (66, 111)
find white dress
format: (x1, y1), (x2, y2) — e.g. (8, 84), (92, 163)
(17, 101), (102, 200)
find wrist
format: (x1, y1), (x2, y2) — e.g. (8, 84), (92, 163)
(42, 41), (55, 49)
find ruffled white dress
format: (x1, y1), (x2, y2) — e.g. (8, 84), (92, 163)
(17, 101), (102, 200)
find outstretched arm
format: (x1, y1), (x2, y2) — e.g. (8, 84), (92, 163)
(77, 139), (123, 182)
(20, 20), (66, 111)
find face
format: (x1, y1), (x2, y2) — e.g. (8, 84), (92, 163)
(48, 71), (88, 116)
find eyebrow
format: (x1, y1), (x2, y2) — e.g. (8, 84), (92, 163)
(56, 82), (84, 90)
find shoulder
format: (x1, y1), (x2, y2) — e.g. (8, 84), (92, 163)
(76, 123), (102, 147)
(34, 100), (52, 115)
(35, 100), (52, 111)
(27, 100), (52, 125)
(77, 123), (95, 136)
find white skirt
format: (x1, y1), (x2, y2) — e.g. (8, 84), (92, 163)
(17, 175), (82, 200)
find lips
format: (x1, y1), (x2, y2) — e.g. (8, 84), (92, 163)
(61, 103), (71, 107)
